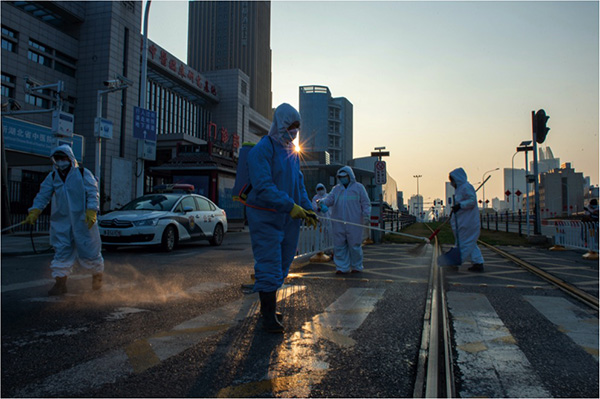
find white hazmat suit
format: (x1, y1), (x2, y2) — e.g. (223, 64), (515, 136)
(30, 145), (104, 278)
(449, 167), (484, 266)
(320, 166), (371, 273)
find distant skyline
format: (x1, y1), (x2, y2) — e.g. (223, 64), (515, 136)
(146, 0), (599, 204)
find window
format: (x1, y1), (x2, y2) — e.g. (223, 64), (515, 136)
(2, 39), (15, 52)
(55, 50), (77, 65)
(1, 73), (15, 98)
(2, 26), (17, 38)
(241, 80), (248, 95)
(178, 196), (197, 212)
(195, 197), (212, 212)
(28, 50), (51, 67)
(25, 93), (49, 108)
(55, 61), (75, 77)
(28, 39), (51, 53)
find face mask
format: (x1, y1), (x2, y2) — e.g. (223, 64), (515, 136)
(286, 128), (299, 143)
(339, 177), (350, 185)
(317, 189), (325, 195)
(55, 160), (71, 171)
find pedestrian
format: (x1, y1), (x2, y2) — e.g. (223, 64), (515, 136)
(584, 198), (599, 223)
(23, 144), (104, 295)
(317, 166), (371, 274)
(448, 167), (485, 272)
(245, 103), (317, 333)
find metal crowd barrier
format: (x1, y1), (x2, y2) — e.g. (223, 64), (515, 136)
(295, 221), (334, 259)
(552, 220), (599, 252)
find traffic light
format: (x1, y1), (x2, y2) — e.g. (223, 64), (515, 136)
(535, 109), (550, 144)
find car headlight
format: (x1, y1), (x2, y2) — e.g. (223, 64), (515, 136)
(133, 218), (159, 227)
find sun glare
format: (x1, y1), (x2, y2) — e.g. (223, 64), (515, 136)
(294, 137), (301, 153)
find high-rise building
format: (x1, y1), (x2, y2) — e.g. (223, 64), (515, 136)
(299, 85), (353, 165)
(187, 1), (272, 120)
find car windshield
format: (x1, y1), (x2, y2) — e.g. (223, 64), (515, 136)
(120, 194), (179, 211)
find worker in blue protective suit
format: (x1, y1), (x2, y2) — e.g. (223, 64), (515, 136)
(246, 103), (317, 333)
(24, 145), (104, 295)
(449, 167), (485, 272)
(317, 166), (371, 274)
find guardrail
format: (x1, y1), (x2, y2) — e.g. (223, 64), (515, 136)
(295, 222), (334, 259)
(480, 210), (532, 236)
(552, 220), (599, 252)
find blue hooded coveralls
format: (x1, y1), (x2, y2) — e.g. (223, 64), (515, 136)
(320, 166), (371, 272)
(449, 167), (484, 265)
(246, 103), (312, 292)
(30, 145), (104, 278)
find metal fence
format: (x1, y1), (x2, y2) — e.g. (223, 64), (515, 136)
(480, 210), (533, 236)
(551, 220), (599, 252)
(382, 209), (416, 232)
(295, 221), (334, 259)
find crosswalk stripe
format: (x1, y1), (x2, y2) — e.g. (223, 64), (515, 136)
(216, 287), (386, 397)
(525, 295), (599, 361)
(447, 291), (551, 398)
(15, 285), (305, 397)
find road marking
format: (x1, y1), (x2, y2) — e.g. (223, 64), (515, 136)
(447, 291), (551, 398)
(15, 285), (305, 397)
(105, 307), (149, 321)
(525, 295), (599, 361)
(217, 287), (386, 398)
(1, 275), (89, 293)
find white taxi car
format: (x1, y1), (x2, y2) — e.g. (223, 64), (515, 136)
(98, 193), (227, 251)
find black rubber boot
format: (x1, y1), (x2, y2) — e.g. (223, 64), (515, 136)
(468, 263), (484, 272)
(259, 291), (284, 333)
(92, 273), (103, 290)
(48, 276), (68, 296)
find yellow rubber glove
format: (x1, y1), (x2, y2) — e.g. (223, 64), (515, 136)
(289, 204), (307, 220)
(85, 209), (97, 229)
(24, 209), (42, 225)
(304, 210), (318, 228)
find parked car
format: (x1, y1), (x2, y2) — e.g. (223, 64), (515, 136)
(98, 193), (227, 251)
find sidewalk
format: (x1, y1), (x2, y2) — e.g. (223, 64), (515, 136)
(1, 233), (52, 256)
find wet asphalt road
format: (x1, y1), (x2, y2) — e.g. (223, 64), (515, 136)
(1, 234), (598, 397)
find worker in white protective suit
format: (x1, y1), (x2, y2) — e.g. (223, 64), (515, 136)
(311, 183), (332, 260)
(449, 167), (484, 272)
(317, 166), (371, 274)
(24, 144), (104, 295)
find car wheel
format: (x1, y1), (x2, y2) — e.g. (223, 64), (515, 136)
(209, 224), (224, 246)
(161, 225), (178, 252)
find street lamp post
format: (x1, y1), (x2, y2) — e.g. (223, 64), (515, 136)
(511, 151), (518, 213)
(482, 168), (499, 209)
(136, 0), (152, 198)
(413, 174), (421, 221)
(516, 140), (533, 235)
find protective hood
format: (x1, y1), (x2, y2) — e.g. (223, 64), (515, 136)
(268, 103), (301, 146)
(51, 144), (78, 169)
(337, 166), (356, 183)
(449, 167), (468, 187)
(316, 183), (326, 193)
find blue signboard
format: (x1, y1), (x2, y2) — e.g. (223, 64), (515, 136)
(2, 117), (84, 162)
(133, 106), (157, 141)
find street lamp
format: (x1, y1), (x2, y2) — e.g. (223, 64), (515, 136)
(482, 168), (499, 209)
(414, 175), (422, 220)
(517, 140), (533, 235)
(511, 151), (518, 213)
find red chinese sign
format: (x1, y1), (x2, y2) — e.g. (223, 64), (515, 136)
(145, 41), (218, 98)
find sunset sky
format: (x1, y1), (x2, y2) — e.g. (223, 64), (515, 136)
(146, 0), (599, 203)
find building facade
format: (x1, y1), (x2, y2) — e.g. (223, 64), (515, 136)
(1, 1), (272, 228)
(2, 1), (143, 216)
(299, 85), (353, 165)
(536, 162), (585, 218)
(187, 0), (272, 120)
